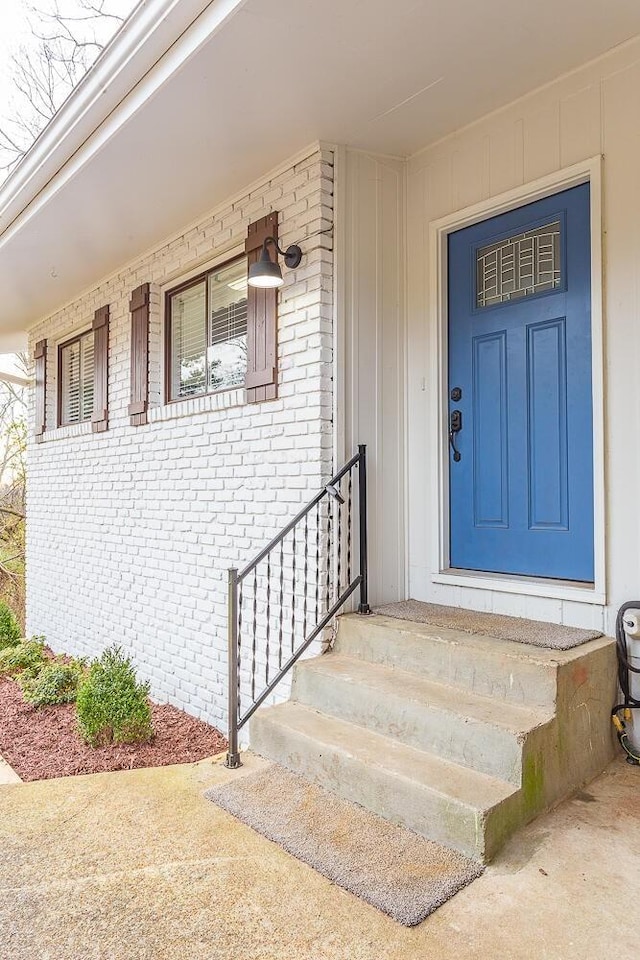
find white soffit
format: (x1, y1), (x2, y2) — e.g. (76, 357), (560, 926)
(1, 0), (640, 338)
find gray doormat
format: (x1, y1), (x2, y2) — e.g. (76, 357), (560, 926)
(374, 600), (602, 650)
(205, 763), (483, 926)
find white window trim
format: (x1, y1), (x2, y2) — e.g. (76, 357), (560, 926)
(427, 155), (605, 606)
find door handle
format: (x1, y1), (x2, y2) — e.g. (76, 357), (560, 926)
(449, 409), (462, 462)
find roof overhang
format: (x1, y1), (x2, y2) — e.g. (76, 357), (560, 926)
(1, 0), (640, 346)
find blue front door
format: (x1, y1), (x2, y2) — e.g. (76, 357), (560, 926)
(448, 184), (594, 582)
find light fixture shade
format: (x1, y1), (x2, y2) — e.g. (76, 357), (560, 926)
(248, 247), (284, 288)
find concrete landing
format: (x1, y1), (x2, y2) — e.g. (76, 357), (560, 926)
(0, 756), (637, 959)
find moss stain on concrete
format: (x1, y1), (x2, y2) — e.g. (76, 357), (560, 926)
(521, 750), (545, 814)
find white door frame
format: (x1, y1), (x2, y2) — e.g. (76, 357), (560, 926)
(427, 155), (605, 605)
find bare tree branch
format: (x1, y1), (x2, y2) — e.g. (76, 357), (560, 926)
(0, 508), (26, 520)
(0, 1), (128, 174)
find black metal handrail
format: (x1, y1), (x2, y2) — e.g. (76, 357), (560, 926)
(225, 444), (370, 768)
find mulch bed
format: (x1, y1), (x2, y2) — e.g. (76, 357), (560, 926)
(0, 676), (227, 781)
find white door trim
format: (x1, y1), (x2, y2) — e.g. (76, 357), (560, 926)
(427, 155), (606, 606)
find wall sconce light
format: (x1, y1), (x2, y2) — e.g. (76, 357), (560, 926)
(247, 236), (302, 289)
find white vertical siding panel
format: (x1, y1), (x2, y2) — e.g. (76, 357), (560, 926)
(491, 594), (563, 624)
(425, 156), (453, 221)
(601, 60), (640, 633)
(406, 164), (430, 587)
(523, 101), (561, 181)
(559, 85), (602, 166)
(378, 159), (405, 602)
(488, 121), (525, 197)
(468, 589), (494, 613)
(343, 150), (406, 604)
(560, 600), (606, 632)
(452, 141), (485, 210)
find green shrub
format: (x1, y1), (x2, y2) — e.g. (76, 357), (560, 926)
(0, 638), (47, 677)
(76, 645), (153, 747)
(0, 602), (21, 651)
(18, 657), (87, 707)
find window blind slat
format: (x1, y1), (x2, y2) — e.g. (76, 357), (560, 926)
(206, 261), (248, 393)
(170, 281), (206, 399)
(210, 299), (247, 345)
(60, 332), (95, 425)
(168, 260), (248, 401)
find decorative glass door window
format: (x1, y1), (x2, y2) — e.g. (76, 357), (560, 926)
(168, 257), (248, 400)
(59, 331), (94, 425)
(476, 220), (561, 308)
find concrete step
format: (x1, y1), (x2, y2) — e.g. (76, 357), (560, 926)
(291, 653), (552, 784)
(335, 614), (568, 709)
(250, 700), (520, 861)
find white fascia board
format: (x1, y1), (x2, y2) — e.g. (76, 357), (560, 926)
(0, 0), (246, 238)
(0, 372), (32, 387)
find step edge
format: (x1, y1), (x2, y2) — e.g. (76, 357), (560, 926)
(251, 701), (519, 810)
(338, 613), (611, 665)
(295, 653), (554, 731)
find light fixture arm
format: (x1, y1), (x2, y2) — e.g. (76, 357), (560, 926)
(261, 236), (303, 269)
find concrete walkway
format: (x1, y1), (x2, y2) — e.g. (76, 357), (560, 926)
(0, 753), (638, 959)
(0, 754), (20, 785)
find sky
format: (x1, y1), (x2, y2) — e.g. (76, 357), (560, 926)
(0, 1), (138, 118)
(0, 1), (31, 110)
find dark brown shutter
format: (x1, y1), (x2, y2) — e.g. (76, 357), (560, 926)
(245, 212), (279, 403)
(91, 304), (109, 433)
(128, 283), (150, 425)
(34, 339), (47, 442)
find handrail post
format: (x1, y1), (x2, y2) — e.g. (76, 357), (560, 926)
(357, 444), (371, 614)
(225, 567), (242, 768)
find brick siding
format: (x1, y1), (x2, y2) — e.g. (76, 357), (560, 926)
(26, 146), (335, 732)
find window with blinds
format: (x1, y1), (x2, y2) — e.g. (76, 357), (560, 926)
(168, 257), (248, 401)
(59, 331), (94, 426)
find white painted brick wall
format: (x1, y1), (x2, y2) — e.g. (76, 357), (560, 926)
(26, 146), (335, 733)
